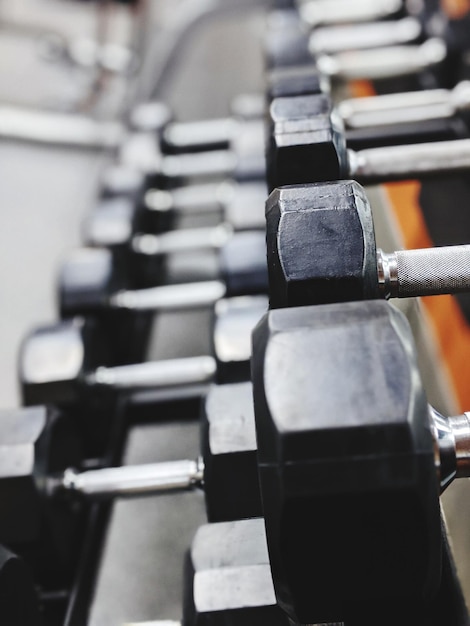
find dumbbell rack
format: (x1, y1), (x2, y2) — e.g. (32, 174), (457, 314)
(3, 1), (470, 624)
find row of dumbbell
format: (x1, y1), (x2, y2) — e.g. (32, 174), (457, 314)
(0, 9), (290, 622)
(247, 3), (470, 625)
(5, 1), (470, 622)
(168, 3), (470, 625)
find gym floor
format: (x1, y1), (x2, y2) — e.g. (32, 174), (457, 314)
(0, 1), (469, 623)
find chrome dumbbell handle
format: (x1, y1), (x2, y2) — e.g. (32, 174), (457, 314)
(348, 138), (470, 183)
(144, 181), (236, 215)
(55, 458), (204, 499)
(132, 224), (233, 255)
(109, 281), (226, 311)
(318, 39), (447, 81)
(338, 82), (470, 129)
(377, 246), (470, 299)
(85, 356), (217, 390)
(300, 0), (402, 27)
(162, 118), (238, 152)
(310, 17), (421, 55)
(431, 408), (470, 492)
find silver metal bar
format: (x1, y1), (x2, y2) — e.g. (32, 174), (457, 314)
(0, 105), (125, 149)
(109, 281), (227, 311)
(348, 138), (470, 183)
(144, 181), (235, 214)
(318, 39), (447, 81)
(161, 151), (238, 179)
(430, 408), (470, 492)
(338, 81), (470, 129)
(85, 356), (217, 389)
(377, 246), (470, 298)
(310, 17), (421, 55)
(162, 118), (238, 151)
(58, 458), (204, 498)
(451, 412), (470, 480)
(300, 0), (402, 27)
(131, 225), (233, 255)
(123, 622), (181, 626)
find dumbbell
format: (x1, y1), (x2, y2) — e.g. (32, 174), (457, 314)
(267, 94), (470, 189)
(58, 238), (267, 335)
(252, 299), (470, 624)
(0, 545), (39, 626)
(0, 383), (259, 582)
(83, 181), (268, 256)
(266, 180), (470, 308)
(58, 381), (260, 522)
(119, 117), (265, 188)
(20, 294), (267, 418)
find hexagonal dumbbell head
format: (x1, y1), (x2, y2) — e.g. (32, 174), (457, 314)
(264, 9), (312, 69)
(20, 318), (102, 406)
(183, 518), (288, 626)
(82, 197), (136, 250)
(0, 545), (39, 625)
(201, 382), (261, 522)
(0, 406), (81, 585)
(266, 180), (379, 307)
(59, 247), (128, 318)
(252, 300), (441, 624)
(213, 295), (268, 384)
(219, 231), (268, 298)
(266, 93), (348, 191)
(266, 66), (326, 101)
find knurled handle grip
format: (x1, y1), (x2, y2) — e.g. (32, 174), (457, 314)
(394, 245), (470, 298)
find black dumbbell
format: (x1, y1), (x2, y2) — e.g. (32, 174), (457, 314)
(267, 92), (470, 189)
(83, 180), (268, 256)
(0, 383), (259, 577)
(58, 238), (267, 332)
(20, 294), (267, 412)
(50, 382), (259, 521)
(252, 299), (470, 624)
(119, 118), (265, 189)
(266, 179), (470, 307)
(0, 545), (39, 625)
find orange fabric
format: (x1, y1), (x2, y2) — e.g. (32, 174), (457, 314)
(440, 0), (470, 19)
(348, 80), (376, 98)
